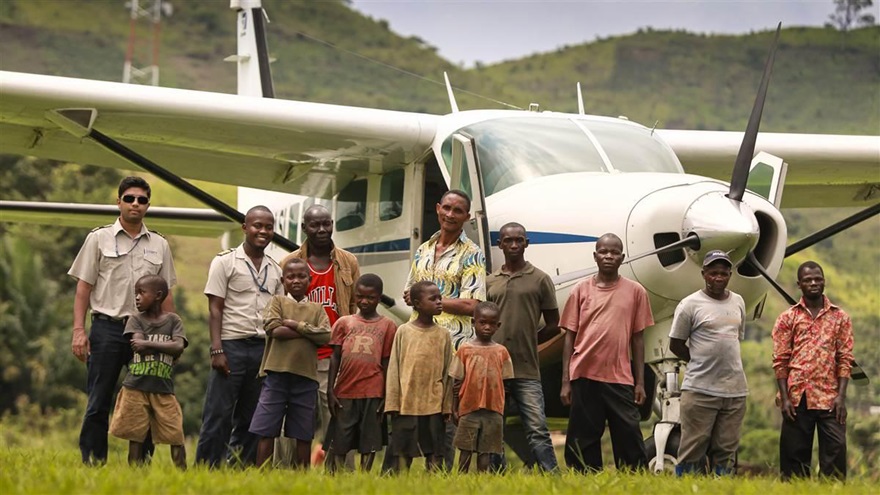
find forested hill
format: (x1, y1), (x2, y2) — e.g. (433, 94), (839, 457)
(0, 0), (877, 134)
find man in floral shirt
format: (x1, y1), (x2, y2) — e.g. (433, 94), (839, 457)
(772, 261), (853, 480)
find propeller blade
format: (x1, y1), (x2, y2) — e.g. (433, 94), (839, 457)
(728, 23), (782, 202)
(745, 251), (796, 305)
(786, 203), (880, 258)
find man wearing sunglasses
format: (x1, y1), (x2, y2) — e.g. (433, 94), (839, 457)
(68, 176), (177, 466)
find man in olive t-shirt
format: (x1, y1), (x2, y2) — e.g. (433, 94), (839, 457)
(486, 222), (560, 472)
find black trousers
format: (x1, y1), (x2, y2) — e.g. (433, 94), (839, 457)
(780, 395), (846, 480)
(195, 338), (265, 467)
(565, 378), (647, 472)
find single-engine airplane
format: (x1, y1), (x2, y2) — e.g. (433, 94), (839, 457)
(1, 0), (878, 472)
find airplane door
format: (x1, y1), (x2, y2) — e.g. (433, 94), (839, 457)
(747, 151), (787, 208)
(450, 132), (493, 272)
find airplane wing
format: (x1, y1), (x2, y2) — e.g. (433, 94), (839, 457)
(658, 129), (880, 208)
(0, 201), (234, 237)
(0, 71), (440, 199)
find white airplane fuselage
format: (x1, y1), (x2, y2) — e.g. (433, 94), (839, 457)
(239, 109), (788, 367)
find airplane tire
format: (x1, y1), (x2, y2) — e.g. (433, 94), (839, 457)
(644, 426), (681, 473)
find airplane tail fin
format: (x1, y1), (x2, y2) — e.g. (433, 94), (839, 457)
(226, 0), (275, 97)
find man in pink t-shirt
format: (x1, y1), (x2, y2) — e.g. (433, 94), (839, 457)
(560, 233), (654, 472)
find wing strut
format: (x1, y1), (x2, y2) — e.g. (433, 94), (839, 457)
(785, 203), (880, 258)
(84, 128), (298, 251)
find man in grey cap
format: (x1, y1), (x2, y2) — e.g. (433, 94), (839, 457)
(668, 250), (748, 476)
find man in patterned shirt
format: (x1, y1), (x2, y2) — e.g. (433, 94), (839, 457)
(403, 189), (487, 349)
(772, 260), (854, 480)
(402, 189), (487, 470)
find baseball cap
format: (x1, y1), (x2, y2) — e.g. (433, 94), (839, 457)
(702, 250), (732, 267)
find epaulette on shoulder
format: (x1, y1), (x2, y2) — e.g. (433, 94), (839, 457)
(266, 254), (281, 266)
(148, 229), (166, 238)
(91, 224), (113, 233)
(216, 248), (235, 257)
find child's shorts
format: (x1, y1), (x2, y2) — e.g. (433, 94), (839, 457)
(390, 413), (445, 458)
(330, 397), (384, 454)
(109, 386), (184, 445)
(249, 372), (318, 441)
(453, 409), (503, 454)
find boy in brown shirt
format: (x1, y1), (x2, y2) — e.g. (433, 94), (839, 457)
(450, 301), (514, 472)
(249, 258), (331, 468)
(384, 281), (453, 472)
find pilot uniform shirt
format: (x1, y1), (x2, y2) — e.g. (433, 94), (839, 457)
(560, 276), (654, 385)
(669, 290), (748, 398)
(405, 231), (487, 350)
(204, 244), (283, 340)
(68, 219), (176, 319)
(486, 262), (558, 380)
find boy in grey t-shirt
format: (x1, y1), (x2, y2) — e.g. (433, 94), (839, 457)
(668, 251), (747, 476)
(109, 275), (187, 469)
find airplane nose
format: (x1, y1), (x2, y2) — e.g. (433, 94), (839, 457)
(683, 191), (759, 266)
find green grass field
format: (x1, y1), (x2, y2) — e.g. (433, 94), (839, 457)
(2, 445), (877, 495)
(2, 394), (877, 493)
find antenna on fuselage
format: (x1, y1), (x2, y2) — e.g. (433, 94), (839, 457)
(444, 72), (459, 113)
(576, 82), (585, 115)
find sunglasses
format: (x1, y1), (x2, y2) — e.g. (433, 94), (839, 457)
(121, 195), (149, 205)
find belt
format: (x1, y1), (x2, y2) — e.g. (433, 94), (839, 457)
(92, 313), (129, 325)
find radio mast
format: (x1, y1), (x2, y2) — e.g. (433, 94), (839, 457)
(122, 0), (172, 86)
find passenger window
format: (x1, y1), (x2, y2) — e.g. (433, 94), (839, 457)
(380, 169), (405, 221)
(336, 180), (367, 231)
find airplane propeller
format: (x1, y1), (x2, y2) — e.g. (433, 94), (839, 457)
(728, 23), (781, 203)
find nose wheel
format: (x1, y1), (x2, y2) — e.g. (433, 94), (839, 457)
(645, 423), (681, 473)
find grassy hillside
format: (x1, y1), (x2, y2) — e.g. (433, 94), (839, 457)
(1, 1), (877, 131)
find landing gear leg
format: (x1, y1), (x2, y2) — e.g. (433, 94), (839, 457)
(647, 362), (681, 473)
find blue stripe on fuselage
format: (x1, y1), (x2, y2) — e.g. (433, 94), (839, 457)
(345, 232), (597, 254)
(490, 231), (599, 245)
(346, 238), (411, 254)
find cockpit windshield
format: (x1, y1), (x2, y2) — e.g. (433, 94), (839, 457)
(441, 117), (682, 196)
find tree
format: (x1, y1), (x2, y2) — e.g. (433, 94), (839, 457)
(826, 0), (876, 31)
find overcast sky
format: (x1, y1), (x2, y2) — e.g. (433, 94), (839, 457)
(351, 1), (873, 66)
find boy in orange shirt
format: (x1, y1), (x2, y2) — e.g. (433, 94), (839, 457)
(450, 301), (514, 472)
(326, 274), (398, 472)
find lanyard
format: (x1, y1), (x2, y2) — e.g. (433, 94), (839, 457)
(246, 261), (269, 293)
(115, 234), (143, 257)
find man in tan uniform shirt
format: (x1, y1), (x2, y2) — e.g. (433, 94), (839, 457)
(68, 176), (176, 465)
(195, 206), (284, 468)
